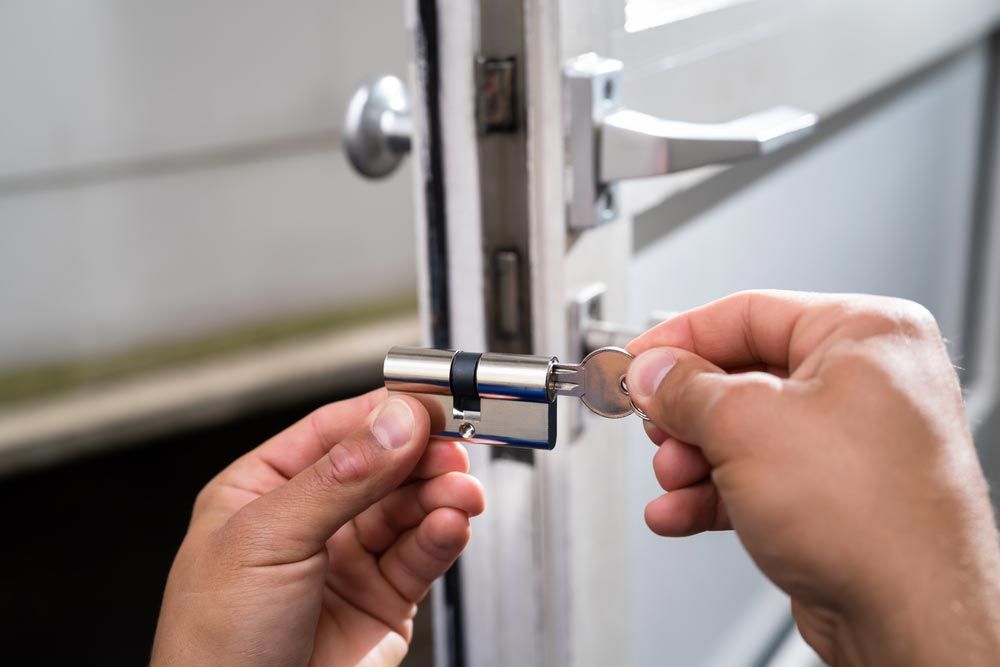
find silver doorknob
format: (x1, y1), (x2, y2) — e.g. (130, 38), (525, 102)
(343, 75), (412, 179)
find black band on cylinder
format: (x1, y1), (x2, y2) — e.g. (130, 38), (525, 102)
(450, 351), (481, 400)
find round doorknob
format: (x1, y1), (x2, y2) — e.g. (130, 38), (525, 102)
(343, 75), (412, 179)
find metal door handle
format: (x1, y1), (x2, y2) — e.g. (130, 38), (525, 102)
(564, 53), (818, 229)
(343, 75), (412, 179)
(601, 106), (816, 182)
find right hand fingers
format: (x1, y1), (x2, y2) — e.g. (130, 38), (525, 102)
(626, 290), (818, 371)
(653, 438), (711, 491)
(645, 480), (731, 536)
(626, 346), (785, 464)
(647, 440), (728, 535)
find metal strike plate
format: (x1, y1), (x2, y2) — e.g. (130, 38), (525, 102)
(564, 54), (624, 231)
(477, 57), (518, 133)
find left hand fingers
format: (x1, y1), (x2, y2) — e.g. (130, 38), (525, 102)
(378, 508), (472, 603)
(220, 395), (430, 565)
(211, 395), (465, 504)
(190, 390), (391, 536)
(201, 389), (389, 507)
(409, 440), (470, 480)
(352, 471), (485, 554)
(251, 388), (388, 480)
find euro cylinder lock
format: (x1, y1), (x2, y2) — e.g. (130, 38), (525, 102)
(383, 345), (647, 449)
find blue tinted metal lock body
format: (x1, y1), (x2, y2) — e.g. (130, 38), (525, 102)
(384, 346), (558, 449)
(384, 345), (646, 449)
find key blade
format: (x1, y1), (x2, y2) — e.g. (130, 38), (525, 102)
(550, 362), (586, 398)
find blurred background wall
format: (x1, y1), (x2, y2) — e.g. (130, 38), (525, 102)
(0, 2), (427, 664)
(0, 0), (416, 378)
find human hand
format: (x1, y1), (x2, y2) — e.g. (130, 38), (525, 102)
(625, 290), (1000, 666)
(151, 389), (484, 666)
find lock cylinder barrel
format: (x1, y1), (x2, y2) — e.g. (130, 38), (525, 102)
(477, 352), (554, 402)
(383, 346), (454, 395)
(384, 346), (555, 403)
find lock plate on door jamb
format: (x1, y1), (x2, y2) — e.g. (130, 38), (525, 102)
(564, 54), (624, 231)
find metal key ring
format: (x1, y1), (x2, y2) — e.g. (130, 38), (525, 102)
(619, 376), (652, 422)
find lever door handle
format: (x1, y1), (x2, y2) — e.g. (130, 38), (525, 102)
(600, 106), (817, 182)
(343, 75), (412, 179)
(564, 53), (818, 230)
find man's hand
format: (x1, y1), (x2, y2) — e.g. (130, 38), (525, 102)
(151, 389), (484, 666)
(626, 290), (1000, 666)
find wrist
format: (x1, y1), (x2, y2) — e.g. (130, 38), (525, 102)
(838, 561), (1000, 666)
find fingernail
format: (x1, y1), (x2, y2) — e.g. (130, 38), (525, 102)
(373, 398), (414, 450)
(629, 349), (677, 398)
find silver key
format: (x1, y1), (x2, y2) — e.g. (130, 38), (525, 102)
(549, 346), (648, 419)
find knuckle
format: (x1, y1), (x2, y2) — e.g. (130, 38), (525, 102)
(847, 296), (940, 340)
(424, 510), (470, 555)
(728, 288), (771, 302)
(427, 525), (467, 557)
(192, 484), (216, 516)
(893, 300), (942, 341)
(191, 469), (232, 517)
(318, 438), (374, 488)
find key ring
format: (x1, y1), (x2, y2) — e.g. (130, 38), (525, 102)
(619, 376), (652, 422)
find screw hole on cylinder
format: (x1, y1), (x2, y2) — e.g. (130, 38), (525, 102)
(603, 78), (614, 100)
(458, 422), (476, 439)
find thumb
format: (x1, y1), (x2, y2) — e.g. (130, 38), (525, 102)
(626, 347), (782, 464)
(222, 395), (430, 565)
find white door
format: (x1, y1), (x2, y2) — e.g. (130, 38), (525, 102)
(404, 2), (1000, 666)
